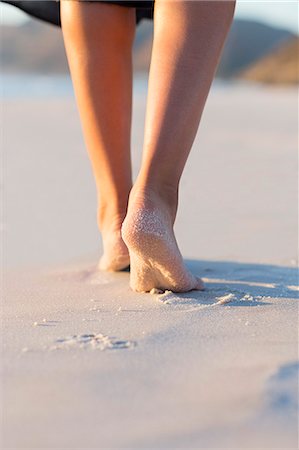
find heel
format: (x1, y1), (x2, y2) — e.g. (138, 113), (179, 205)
(129, 251), (158, 293)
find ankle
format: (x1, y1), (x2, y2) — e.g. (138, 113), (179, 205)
(129, 179), (179, 224)
(97, 203), (128, 234)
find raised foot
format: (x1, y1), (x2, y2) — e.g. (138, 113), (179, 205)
(121, 205), (204, 293)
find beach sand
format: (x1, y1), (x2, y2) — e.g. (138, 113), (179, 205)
(2, 79), (298, 448)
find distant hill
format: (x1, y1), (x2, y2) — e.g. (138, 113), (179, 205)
(238, 37), (299, 85)
(0, 16), (296, 81)
(216, 19), (295, 78)
(1, 20), (68, 74)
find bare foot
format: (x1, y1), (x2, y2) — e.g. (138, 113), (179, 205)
(121, 191), (204, 292)
(98, 230), (130, 272)
(98, 213), (130, 272)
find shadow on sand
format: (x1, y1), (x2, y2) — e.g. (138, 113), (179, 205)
(152, 259), (299, 309)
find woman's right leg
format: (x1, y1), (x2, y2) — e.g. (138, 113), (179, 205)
(60, 1), (136, 271)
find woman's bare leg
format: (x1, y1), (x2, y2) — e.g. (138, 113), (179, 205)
(122, 0), (236, 292)
(60, 1), (136, 271)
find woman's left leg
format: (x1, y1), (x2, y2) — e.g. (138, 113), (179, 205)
(60, 1), (136, 271)
(122, 0), (236, 292)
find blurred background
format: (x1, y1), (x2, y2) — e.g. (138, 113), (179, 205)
(1, 1), (298, 86)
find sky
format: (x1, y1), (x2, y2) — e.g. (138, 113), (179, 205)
(0, 1), (298, 34)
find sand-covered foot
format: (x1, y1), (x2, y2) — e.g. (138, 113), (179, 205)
(121, 194), (204, 293)
(98, 229), (130, 271)
(97, 210), (130, 272)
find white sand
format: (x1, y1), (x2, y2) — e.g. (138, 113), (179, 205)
(2, 79), (298, 448)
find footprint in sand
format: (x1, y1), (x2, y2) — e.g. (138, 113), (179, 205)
(49, 333), (137, 351)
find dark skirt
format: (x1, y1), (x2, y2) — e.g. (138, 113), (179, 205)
(1, 1), (155, 27)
